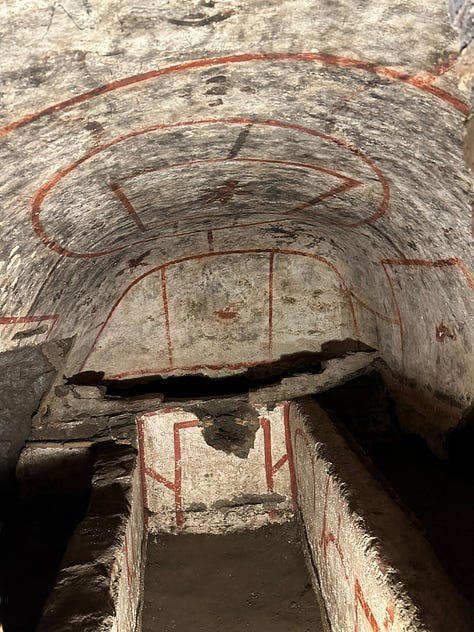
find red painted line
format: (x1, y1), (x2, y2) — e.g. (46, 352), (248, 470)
(260, 414), (293, 521)
(119, 156), (362, 185)
(80, 248), (360, 372)
(268, 252), (274, 356)
(110, 183), (147, 232)
(160, 268), (173, 368)
(0, 314), (59, 340)
(382, 257), (474, 293)
(144, 466), (175, 491)
(0, 314), (57, 324)
(140, 416), (198, 529)
(411, 53), (459, 86)
(319, 474), (349, 581)
(31, 118), (389, 259)
(454, 259), (474, 293)
(383, 605), (395, 630)
(173, 420), (199, 528)
(115, 155), (367, 227)
(355, 578), (382, 632)
(379, 257), (474, 369)
(1, 52), (467, 140)
(350, 292), (400, 325)
(260, 418), (274, 493)
(272, 454), (288, 475)
(136, 416), (149, 527)
(286, 179), (363, 216)
(283, 402), (298, 506)
(405, 75), (467, 111)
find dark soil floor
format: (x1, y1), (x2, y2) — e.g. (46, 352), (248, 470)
(142, 521), (326, 632)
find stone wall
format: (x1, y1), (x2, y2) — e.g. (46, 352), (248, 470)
(0, 340), (69, 488)
(37, 442), (144, 632)
(137, 401), (295, 533)
(0, 0), (473, 430)
(290, 397), (472, 632)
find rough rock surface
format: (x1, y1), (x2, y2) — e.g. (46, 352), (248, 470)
(0, 342), (65, 486)
(37, 442), (144, 632)
(249, 351), (379, 404)
(0, 0), (472, 437)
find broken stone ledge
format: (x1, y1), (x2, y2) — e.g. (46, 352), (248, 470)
(249, 350), (379, 405)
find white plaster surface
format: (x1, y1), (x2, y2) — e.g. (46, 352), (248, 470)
(137, 403), (294, 533)
(290, 398), (472, 632)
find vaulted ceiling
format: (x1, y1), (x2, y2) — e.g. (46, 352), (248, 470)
(1, 1), (473, 408)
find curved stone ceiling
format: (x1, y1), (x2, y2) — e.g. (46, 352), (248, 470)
(0, 1), (473, 408)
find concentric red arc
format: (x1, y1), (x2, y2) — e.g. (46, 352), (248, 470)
(31, 117), (389, 258)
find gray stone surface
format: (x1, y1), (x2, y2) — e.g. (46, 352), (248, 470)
(37, 386), (164, 422)
(0, 344), (58, 485)
(249, 351), (379, 404)
(0, 2), (472, 450)
(449, 0), (474, 47)
(37, 442), (141, 632)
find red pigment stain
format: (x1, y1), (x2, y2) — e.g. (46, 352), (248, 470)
(216, 308), (238, 319)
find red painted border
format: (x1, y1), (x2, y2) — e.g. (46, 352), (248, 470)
(293, 415), (394, 631)
(140, 416), (199, 528)
(0, 52), (467, 141)
(80, 248), (361, 376)
(31, 118), (390, 258)
(140, 406), (294, 529)
(380, 257), (474, 367)
(0, 314), (59, 340)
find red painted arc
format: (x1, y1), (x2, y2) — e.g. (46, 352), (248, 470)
(79, 248), (361, 374)
(0, 51), (468, 140)
(118, 156), (362, 185)
(97, 255), (474, 382)
(31, 117), (390, 259)
(379, 257), (474, 369)
(114, 155), (364, 227)
(109, 156), (364, 235)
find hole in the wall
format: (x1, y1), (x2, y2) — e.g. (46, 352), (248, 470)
(315, 372), (474, 606)
(190, 399), (261, 458)
(66, 339), (374, 400)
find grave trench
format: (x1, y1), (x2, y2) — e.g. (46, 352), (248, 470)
(6, 359), (474, 632)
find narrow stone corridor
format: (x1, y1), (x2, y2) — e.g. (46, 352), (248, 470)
(2, 0), (474, 630)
